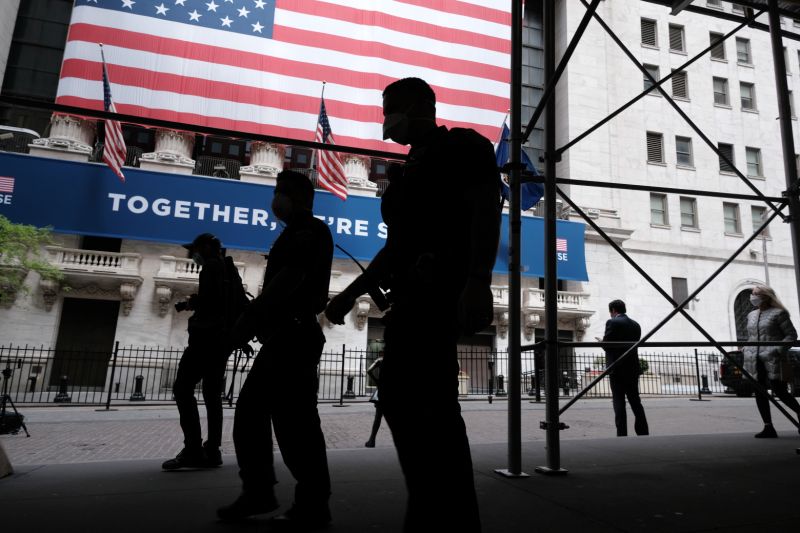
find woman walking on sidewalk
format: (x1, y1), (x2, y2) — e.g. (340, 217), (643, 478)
(743, 285), (800, 438)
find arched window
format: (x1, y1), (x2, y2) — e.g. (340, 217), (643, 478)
(733, 289), (753, 341)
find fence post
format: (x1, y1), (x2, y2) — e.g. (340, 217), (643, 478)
(333, 344), (349, 408)
(100, 341), (119, 411)
(690, 348), (709, 402)
(53, 375), (71, 403)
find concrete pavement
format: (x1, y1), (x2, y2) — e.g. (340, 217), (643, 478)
(2, 397), (800, 532)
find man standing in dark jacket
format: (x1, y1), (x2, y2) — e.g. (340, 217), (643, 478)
(325, 77), (500, 533)
(163, 232), (232, 470)
(218, 170), (333, 531)
(602, 299), (649, 437)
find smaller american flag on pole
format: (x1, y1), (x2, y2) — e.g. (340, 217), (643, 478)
(315, 96), (348, 200)
(556, 238), (568, 252)
(100, 45), (126, 183)
(0, 176), (14, 193)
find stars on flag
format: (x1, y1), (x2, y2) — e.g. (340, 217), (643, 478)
(206, 1), (218, 12)
(155, 3), (169, 15)
(220, 15), (233, 27)
(252, 21), (264, 33)
(188, 9), (201, 21)
(174, 0), (186, 6)
(254, 0), (266, 9)
(121, 0), (135, 9)
(237, 6), (249, 17)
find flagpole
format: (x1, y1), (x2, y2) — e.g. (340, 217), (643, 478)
(310, 81), (326, 177)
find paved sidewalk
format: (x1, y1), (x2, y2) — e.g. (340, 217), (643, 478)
(2, 396), (799, 465)
(2, 432), (799, 532)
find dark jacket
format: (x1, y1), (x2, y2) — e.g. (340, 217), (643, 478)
(379, 125), (501, 306)
(187, 255), (227, 336)
(245, 212), (333, 341)
(602, 313), (642, 377)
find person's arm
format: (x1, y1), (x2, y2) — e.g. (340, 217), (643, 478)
(325, 242), (394, 325)
(777, 310), (797, 357)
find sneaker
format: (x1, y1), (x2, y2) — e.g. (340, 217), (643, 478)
(162, 448), (206, 470)
(269, 504), (331, 531)
(203, 443), (223, 467)
(217, 491), (280, 522)
(754, 425), (778, 438)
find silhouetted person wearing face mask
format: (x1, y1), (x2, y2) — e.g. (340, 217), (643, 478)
(602, 299), (648, 437)
(217, 170), (333, 531)
(163, 233), (231, 470)
(325, 77), (501, 533)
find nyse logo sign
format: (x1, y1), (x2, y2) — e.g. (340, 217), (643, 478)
(0, 176), (14, 205)
(556, 237), (568, 261)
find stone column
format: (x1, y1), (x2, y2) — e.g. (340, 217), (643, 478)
(29, 115), (96, 162)
(239, 142), (285, 186)
(139, 129), (195, 174)
(344, 155), (378, 197)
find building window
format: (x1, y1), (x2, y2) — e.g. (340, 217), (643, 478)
(752, 205), (770, 237)
(680, 197), (698, 228)
(672, 70), (688, 99)
(732, 4), (745, 15)
(672, 277), (689, 305)
(789, 90), (796, 117)
(745, 147), (762, 177)
(736, 38), (751, 64)
(669, 24), (685, 53)
(718, 143), (735, 173)
(785, 47), (792, 74)
(650, 193), (668, 225)
(724, 202), (742, 234)
(646, 132), (664, 164)
(740, 82), (756, 111)
(707, 0), (722, 7)
(710, 32), (726, 60)
(676, 136), (693, 167)
(713, 77), (729, 106)
(641, 18), (658, 47)
(644, 64), (660, 94)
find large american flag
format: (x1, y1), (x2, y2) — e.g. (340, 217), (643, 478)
(100, 46), (127, 182)
(315, 96), (348, 200)
(58, 1), (510, 157)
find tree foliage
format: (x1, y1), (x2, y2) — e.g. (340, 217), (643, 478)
(0, 215), (63, 305)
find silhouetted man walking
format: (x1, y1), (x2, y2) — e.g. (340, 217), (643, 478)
(218, 170), (333, 531)
(326, 77), (500, 533)
(163, 233), (231, 470)
(602, 299), (649, 437)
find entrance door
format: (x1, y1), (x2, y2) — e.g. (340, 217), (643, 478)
(51, 298), (120, 388)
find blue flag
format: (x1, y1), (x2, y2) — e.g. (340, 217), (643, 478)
(495, 123), (545, 210)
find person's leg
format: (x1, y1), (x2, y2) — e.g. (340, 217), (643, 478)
(609, 374), (628, 437)
(753, 359), (777, 438)
(365, 404), (382, 447)
(173, 345), (204, 451)
(769, 379), (800, 417)
(200, 344), (230, 450)
(625, 375), (649, 436)
(217, 352), (279, 520)
(381, 345), (480, 533)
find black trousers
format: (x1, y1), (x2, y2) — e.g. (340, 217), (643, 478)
(233, 321), (330, 509)
(380, 310), (481, 533)
(610, 372), (649, 437)
(173, 333), (231, 449)
(754, 357), (800, 424)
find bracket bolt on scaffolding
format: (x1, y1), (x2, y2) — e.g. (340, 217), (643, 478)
(540, 421), (569, 431)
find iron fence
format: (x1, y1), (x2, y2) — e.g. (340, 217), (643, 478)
(0, 343), (728, 406)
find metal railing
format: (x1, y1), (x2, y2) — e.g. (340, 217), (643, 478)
(0, 343), (731, 406)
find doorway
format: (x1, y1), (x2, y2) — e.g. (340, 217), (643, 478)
(51, 298), (120, 388)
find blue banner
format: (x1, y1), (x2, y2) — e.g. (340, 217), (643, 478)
(0, 152), (588, 280)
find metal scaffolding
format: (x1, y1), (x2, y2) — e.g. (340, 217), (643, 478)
(498, 0), (800, 476)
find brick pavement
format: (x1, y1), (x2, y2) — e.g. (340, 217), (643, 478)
(2, 396), (798, 465)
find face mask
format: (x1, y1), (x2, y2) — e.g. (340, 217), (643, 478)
(382, 112), (410, 144)
(192, 252), (205, 266)
(750, 295), (763, 307)
(271, 193), (293, 222)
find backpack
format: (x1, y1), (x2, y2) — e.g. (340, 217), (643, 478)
(223, 256), (251, 332)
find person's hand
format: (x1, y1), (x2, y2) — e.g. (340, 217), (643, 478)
(458, 279), (494, 335)
(325, 291), (357, 325)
